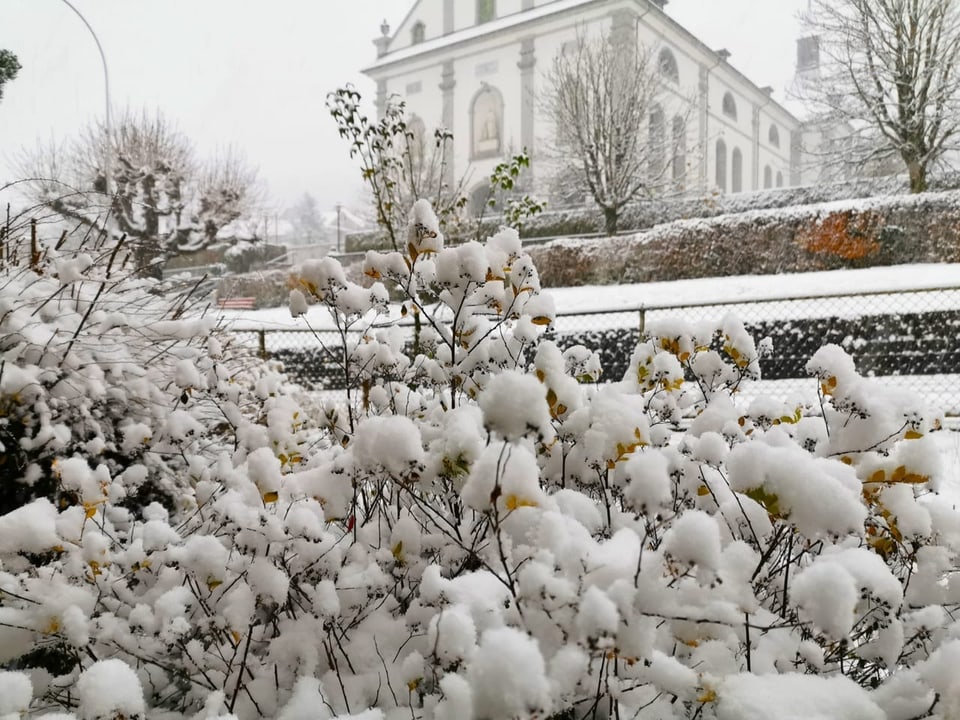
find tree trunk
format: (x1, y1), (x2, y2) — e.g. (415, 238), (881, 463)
(907, 159), (927, 193)
(603, 206), (619, 235)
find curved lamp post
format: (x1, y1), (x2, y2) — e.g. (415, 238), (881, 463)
(59, 0), (112, 196)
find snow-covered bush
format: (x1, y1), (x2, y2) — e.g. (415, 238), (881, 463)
(1, 202), (958, 720)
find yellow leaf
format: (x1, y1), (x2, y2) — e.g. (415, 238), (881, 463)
(43, 617), (60, 634)
(869, 535), (896, 559)
(905, 429), (923, 440)
(231, 630), (241, 645)
(207, 577), (223, 591)
(866, 469), (886, 484)
(407, 678), (421, 692)
(262, 491), (279, 504)
(697, 485), (711, 496)
(546, 388), (558, 408)
(505, 494), (537, 511)
(392, 541), (404, 562)
(531, 315), (552, 326)
(83, 503), (98, 519)
(891, 465), (907, 482)
(697, 689), (717, 704)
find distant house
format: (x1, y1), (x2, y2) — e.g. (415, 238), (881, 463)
(362, 0), (827, 208)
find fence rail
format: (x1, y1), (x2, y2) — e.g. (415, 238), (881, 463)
(229, 284), (960, 414)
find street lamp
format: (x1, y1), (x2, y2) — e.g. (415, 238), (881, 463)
(59, 0), (112, 197)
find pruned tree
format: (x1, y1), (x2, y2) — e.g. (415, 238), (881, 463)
(542, 33), (693, 234)
(0, 49), (20, 102)
(799, 0), (960, 192)
(16, 109), (262, 275)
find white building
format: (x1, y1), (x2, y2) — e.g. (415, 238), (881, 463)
(362, 0), (808, 211)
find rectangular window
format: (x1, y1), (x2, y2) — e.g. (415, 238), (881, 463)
(477, 0), (496, 24)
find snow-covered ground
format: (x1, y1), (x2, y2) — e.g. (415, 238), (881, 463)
(218, 262), (960, 331)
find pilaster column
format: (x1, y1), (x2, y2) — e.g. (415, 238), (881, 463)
(443, 0), (453, 34)
(439, 61), (456, 183)
(375, 78), (387, 120)
(790, 130), (802, 186)
(698, 63), (709, 191)
(518, 37), (536, 160)
(751, 104), (761, 190)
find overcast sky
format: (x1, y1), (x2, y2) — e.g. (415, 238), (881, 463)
(0, 0), (806, 214)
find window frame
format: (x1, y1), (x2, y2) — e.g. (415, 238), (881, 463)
(659, 48), (679, 85)
(411, 20), (425, 44)
(477, 0), (496, 24)
(768, 124), (780, 148)
(721, 91), (737, 121)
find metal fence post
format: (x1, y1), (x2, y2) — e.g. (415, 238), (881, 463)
(258, 330), (267, 360)
(638, 307), (646, 337)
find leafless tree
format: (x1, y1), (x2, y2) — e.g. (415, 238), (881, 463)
(542, 33), (693, 234)
(16, 109), (262, 275)
(799, 0), (960, 192)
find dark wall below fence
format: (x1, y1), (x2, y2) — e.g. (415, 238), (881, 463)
(264, 308), (960, 392)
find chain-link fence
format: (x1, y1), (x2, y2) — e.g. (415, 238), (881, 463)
(229, 285), (960, 414)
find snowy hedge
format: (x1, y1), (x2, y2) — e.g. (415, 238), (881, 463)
(530, 190), (960, 287)
(345, 173), (958, 254)
(1, 202), (959, 720)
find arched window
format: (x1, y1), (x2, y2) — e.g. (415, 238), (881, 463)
(411, 21), (425, 44)
(649, 104), (666, 182)
(722, 91), (737, 120)
(672, 115), (686, 185)
(477, 0), (496, 23)
(763, 165), (772, 189)
(731, 147), (743, 192)
(776, 170), (784, 187)
(659, 48), (679, 84)
(471, 85), (503, 159)
(768, 124), (780, 147)
(715, 139), (727, 191)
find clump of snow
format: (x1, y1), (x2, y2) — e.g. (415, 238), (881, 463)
(76, 659), (145, 720)
(467, 627), (551, 719)
(0, 498), (60, 554)
(276, 677), (332, 720)
(352, 415), (424, 477)
(716, 672), (884, 720)
(479, 369), (552, 442)
(0, 671), (32, 715)
(663, 510), (722, 571)
(407, 199), (443, 255)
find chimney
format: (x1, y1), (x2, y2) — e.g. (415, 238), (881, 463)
(760, 86), (773, 96)
(650, 0), (668, 8)
(716, 48), (731, 62)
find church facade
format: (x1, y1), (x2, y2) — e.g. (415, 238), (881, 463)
(362, 0), (807, 209)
